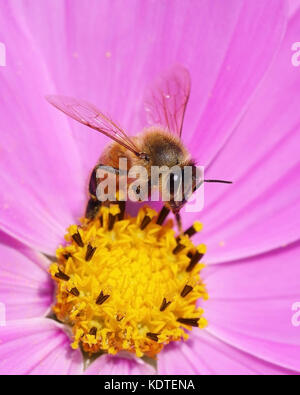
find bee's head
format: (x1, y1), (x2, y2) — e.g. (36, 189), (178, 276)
(167, 160), (200, 214)
(168, 161), (233, 214)
(162, 158), (232, 215)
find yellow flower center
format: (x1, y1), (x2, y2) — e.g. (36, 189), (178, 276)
(50, 204), (208, 358)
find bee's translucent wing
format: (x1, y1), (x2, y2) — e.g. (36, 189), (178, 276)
(46, 95), (140, 155)
(143, 65), (191, 138)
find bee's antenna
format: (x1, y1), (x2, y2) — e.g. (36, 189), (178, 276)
(193, 179), (233, 192)
(204, 179), (233, 184)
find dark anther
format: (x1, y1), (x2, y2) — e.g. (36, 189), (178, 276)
(177, 318), (199, 327)
(160, 298), (171, 312)
(89, 327), (97, 337)
(181, 285), (193, 297)
(99, 216), (103, 227)
(63, 253), (72, 260)
(118, 201), (126, 220)
(176, 225), (199, 243)
(156, 206), (170, 225)
(146, 332), (159, 342)
(183, 224), (198, 238)
(108, 213), (117, 231)
(186, 251), (204, 272)
(140, 215), (152, 230)
(96, 291), (110, 305)
(55, 269), (70, 281)
(187, 251), (193, 259)
(172, 243), (185, 255)
(70, 287), (80, 297)
(85, 244), (96, 262)
(116, 315), (124, 322)
(72, 231), (84, 247)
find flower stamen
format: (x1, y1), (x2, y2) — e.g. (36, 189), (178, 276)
(72, 230), (84, 247)
(50, 204), (208, 357)
(96, 291), (110, 305)
(89, 327), (97, 336)
(177, 318), (200, 327)
(69, 287), (80, 297)
(186, 246), (206, 272)
(181, 285), (193, 297)
(54, 269), (70, 281)
(85, 244), (97, 262)
(156, 205), (170, 225)
(160, 298), (172, 312)
(146, 332), (159, 342)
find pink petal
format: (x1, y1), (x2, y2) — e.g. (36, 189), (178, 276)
(288, 0), (300, 17)
(84, 354), (155, 375)
(202, 241), (300, 372)
(0, 232), (53, 320)
(0, 2), (86, 254)
(195, 10), (300, 262)
(0, 319), (83, 374)
(158, 330), (297, 375)
(186, 0), (286, 165)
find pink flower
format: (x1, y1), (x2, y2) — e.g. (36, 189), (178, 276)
(0, 0), (300, 374)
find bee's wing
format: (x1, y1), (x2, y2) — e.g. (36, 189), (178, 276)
(46, 95), (141, 156)
(143, 65), (191, 138)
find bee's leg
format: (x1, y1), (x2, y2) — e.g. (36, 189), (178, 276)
(117, 200), (126, 220)
(98, 164), (127, 176)
(89, 164), (128, 219)
(175, 212), (183, 233)
(85, 166), (102, 220)
(85, 197), (102, 220)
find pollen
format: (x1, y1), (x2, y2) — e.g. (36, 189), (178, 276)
(50, 204), (208, 358)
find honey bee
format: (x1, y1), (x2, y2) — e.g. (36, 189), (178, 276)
(47, 65), (231, 229)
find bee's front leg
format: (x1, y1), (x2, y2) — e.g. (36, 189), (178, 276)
(85, 166), (102, 220)
(175, 212), (183, 233)
(85, 164), (128, 220)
